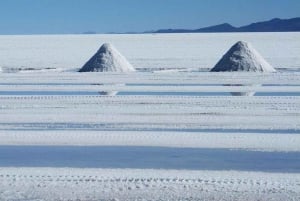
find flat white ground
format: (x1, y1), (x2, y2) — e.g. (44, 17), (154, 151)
(0, 71), (299, 200)
(1, 73), (299, 136)
(1, 168), (300, 201)
(0, 33), (299, 71)
(0, 33), (300, 200)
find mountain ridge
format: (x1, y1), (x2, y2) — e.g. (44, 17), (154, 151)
(148, 17), (300, 34)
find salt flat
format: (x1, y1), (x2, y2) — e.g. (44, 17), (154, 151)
(0, 71), (299, 200)
(1, 168), (299, 201)
(1, 130), (300, 152)
(0, 33), (300, 200)
(0, 33), (299, 71)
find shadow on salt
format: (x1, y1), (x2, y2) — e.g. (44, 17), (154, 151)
(117, 91), (300, 97)
(1, 89), (300, 96)
(0, 146), (300, 173)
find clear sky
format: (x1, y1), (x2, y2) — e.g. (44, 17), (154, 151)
(0, 0), (299, 34)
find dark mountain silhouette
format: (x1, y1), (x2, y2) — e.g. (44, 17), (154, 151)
(194, 23), (237, 32)
(150, 17), (300, 33)
(154, 23), (237, 33)
(152, 29), (192, 33)
(82, 31), (97, 34)
(239, 18), (300, 32)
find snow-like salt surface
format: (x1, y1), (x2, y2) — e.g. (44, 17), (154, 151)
(0, 73), (299, 134)
(1, 71), (300, 84)
(0, 33), (299, 70)
(1, 131), (299, 152)
(0, 39), (299, 200)
(1, 168), (299, 201)
(1, 84), (300, 93)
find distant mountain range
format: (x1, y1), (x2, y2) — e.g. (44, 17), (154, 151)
(147, 17), (300, 33)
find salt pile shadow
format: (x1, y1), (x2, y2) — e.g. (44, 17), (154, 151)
(224, 84), (259, 96)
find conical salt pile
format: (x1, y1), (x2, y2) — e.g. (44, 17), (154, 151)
(211, 41), (276, 72)
(79, 43), (135, 72)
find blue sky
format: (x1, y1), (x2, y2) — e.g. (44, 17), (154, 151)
(0, 0), (299, 34)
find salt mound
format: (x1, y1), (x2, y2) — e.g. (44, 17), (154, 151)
(211, 41), (276, 72)
(79, 43), (135, 72)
